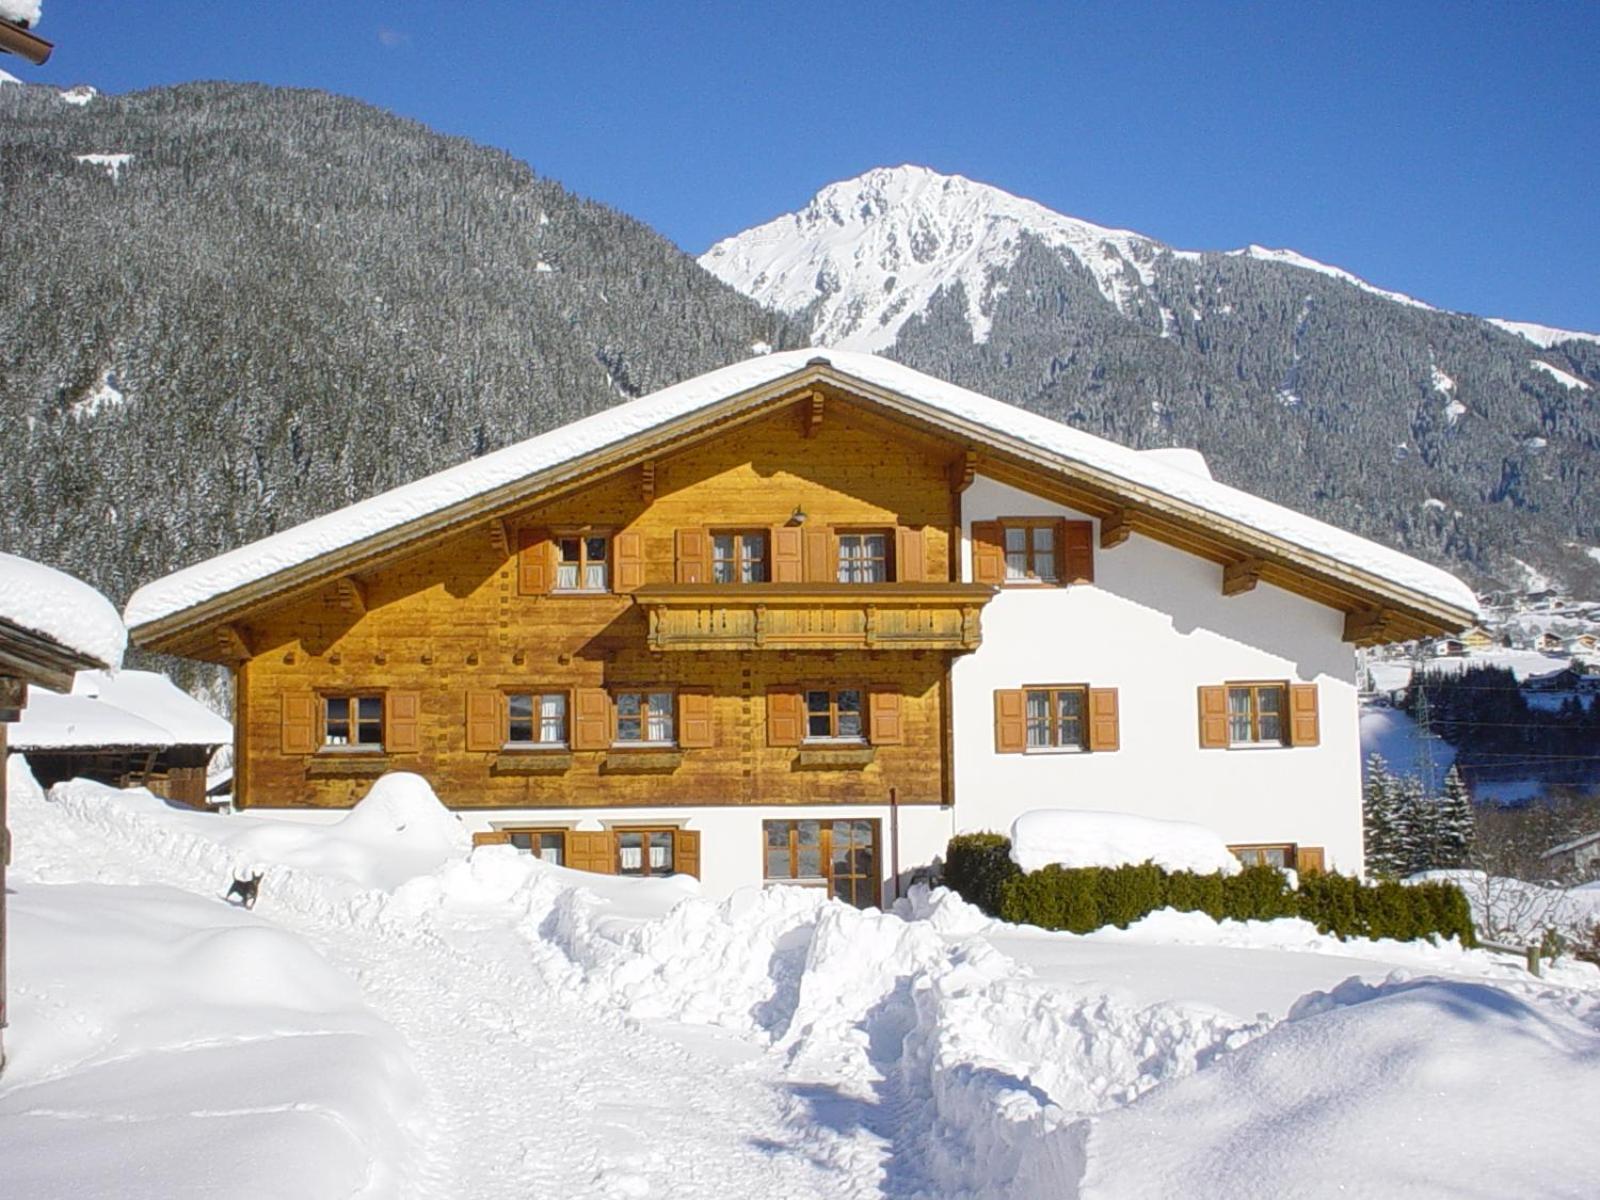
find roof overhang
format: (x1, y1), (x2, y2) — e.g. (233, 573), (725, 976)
(0, 20), (52, 65)
(127, 358), (1476, 657)
(0, 617), (107, 693)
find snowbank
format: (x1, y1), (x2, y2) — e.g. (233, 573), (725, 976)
(124, 351), (1477, 632)
(0, 550), (125, 669)
(1009, 809), (1241, 875)
(1069, 976), (1600, 1199)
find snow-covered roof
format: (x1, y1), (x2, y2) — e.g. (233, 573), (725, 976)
(124, 351), (1478, 635)
(0, 551), (126, 669)
(9, 669), (231, 750)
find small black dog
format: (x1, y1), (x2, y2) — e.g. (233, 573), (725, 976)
(225, 871), (263, 910)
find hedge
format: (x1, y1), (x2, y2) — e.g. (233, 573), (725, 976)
(943, 834), (1474, 947)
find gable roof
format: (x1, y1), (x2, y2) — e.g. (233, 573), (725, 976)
(124, 350), (1477, 649)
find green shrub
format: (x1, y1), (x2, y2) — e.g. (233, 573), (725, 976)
(999, 864), (1101, 933)
(1222, 865), (1298, 921)
(1296, 871), (1363, 936)
(1096, 862), (1168, 929)
(1164, 870), (1226, 919)
(943, 833), (1021, 917)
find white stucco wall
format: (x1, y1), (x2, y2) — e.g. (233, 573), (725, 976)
(953, 475), (1365, 873)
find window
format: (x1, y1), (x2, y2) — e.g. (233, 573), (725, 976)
(1231, 843), (1295, 870)
(1004, 523), (1058, 584)
(614, 690), (674, 744)
(509, 828), (567, 866)
(617, 828), (676, 877)
(764, 819), (880, 909)
(711, 530), (769, 583)
(837, 531), (890, 583)
(805, 688), (864, 741)
(507, 692), (568, 746)
(1228, 684), (1286, 745)
(1024, 686), (1086, 750)
(555, 534), (609, 592)
(325, 695), (383, 749)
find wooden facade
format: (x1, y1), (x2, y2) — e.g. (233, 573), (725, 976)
(228, 397), (988, 812)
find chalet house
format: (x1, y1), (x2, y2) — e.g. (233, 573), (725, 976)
(7, 669), (231, 808)
(123, 353), (1476, 902)
(1537, 632), (1564, 653)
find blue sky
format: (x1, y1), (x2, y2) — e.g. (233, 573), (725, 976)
(17, 2), (1600, 330)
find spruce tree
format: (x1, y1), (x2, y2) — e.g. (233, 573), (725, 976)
(1363, 754), (1401, 877)
(1435, 765), (1475, 869)
(1391, 774), (1435, 878)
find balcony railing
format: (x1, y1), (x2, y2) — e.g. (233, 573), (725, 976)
(631, 582), (996, 653)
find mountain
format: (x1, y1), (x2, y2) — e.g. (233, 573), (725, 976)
(703, 166), (1600, 594)
(0, 81), (802, 617)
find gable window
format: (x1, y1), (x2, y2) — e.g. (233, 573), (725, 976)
(507, 691), (568, 746)
(837, 531), (891, 583)
(325, 695), (383, 749)
(615, 690), (674, 745)
(1228, 684), (1285, 745)
(711, 530), (769, 583)
(805, 688), (864, 741)
(555, 535), (609, 592)
(617, 828), (676, 877)
(1025, 686), (1086, 750)
(764, 819), (880, 909)
(1005, 524), (1058, 584)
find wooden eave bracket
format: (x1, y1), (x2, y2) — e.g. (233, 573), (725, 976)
(1100, 508), (1133, 549)
(1343, 607), (1401, 646)
(1222, 557), (1263, 596)
(488, 517), (511, 556)
(0, 20), (53, 65)
(215, 622), (252, 663)
(950, 449), (978, 494)
(334, 576), (367, 616)
(641, 460), (656, 503)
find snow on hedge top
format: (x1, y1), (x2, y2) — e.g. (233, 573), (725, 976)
(1010, 809), (1242, 876)
(123, 350), (1478, 629)
(0, 551), (125, 668)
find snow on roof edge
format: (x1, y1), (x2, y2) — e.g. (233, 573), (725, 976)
(0, 551), (127, 669)
(124, 350), (1477, 631)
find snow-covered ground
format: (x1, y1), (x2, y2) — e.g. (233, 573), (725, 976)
(6, 759), (1599, 1198)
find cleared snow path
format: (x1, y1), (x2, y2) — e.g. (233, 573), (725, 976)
(12, 783), (879, 1200)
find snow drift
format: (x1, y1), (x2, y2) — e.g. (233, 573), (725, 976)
(1009, 809), (1241, 875)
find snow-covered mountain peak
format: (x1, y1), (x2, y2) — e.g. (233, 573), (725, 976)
(700, 165), (1163, 351)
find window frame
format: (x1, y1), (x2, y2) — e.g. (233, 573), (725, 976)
(1229, 843), (1298, 870)
(835, 527), (894, 584)
(1022, 684), (1088, 752)
(551, 529), (612, 594)
(508, 826), (570, 865)
(709, 528), (771, 584)
(611, 688), (677, 747)
(996, 517), (1061, 586)
(1226, 681), (1288, 747)
(763, 818), (881, 909)
(802, 687), (867, 743)
(614, 826), (679, 877)
(502, 688), (571, 749)
(320, 691), (385, 752)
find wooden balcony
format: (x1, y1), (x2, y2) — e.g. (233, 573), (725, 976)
(632, 583), (996, 653)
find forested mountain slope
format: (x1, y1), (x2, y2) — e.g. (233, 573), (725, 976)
(705, 166), (1600, 594)
(0, 81), (800, 606)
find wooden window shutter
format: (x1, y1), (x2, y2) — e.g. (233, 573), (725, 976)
(518, 528), (551, 595)
(281, 693), (318, 754)
(678, 689), (714, 749)
(803, 526), (833, 582)
(1063, 520), (1095, 584)
(993, 689), (1027, 753)
(766, 688), (803, 747)
(571, 688), (612, 750)
(465, 690), (503, 752)
(772, 526), (803, 582)
(675, 830), (702, 879)
(675, 527), (709, 583)
(1087, 687), (1120, 752)
(1295, 846), (1325, 874)
(386, 691), (421, 753)
(614, 530), (645, 592)
(894, 526), (925, 583)
(472, 830), (513, 847)
(1198, 685), (1230, 749)
(971, 521), (1005, 585)
(567, 830), (615, 874)
(868, 686), (904, 745)
(1289, 683), (1321, 747)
